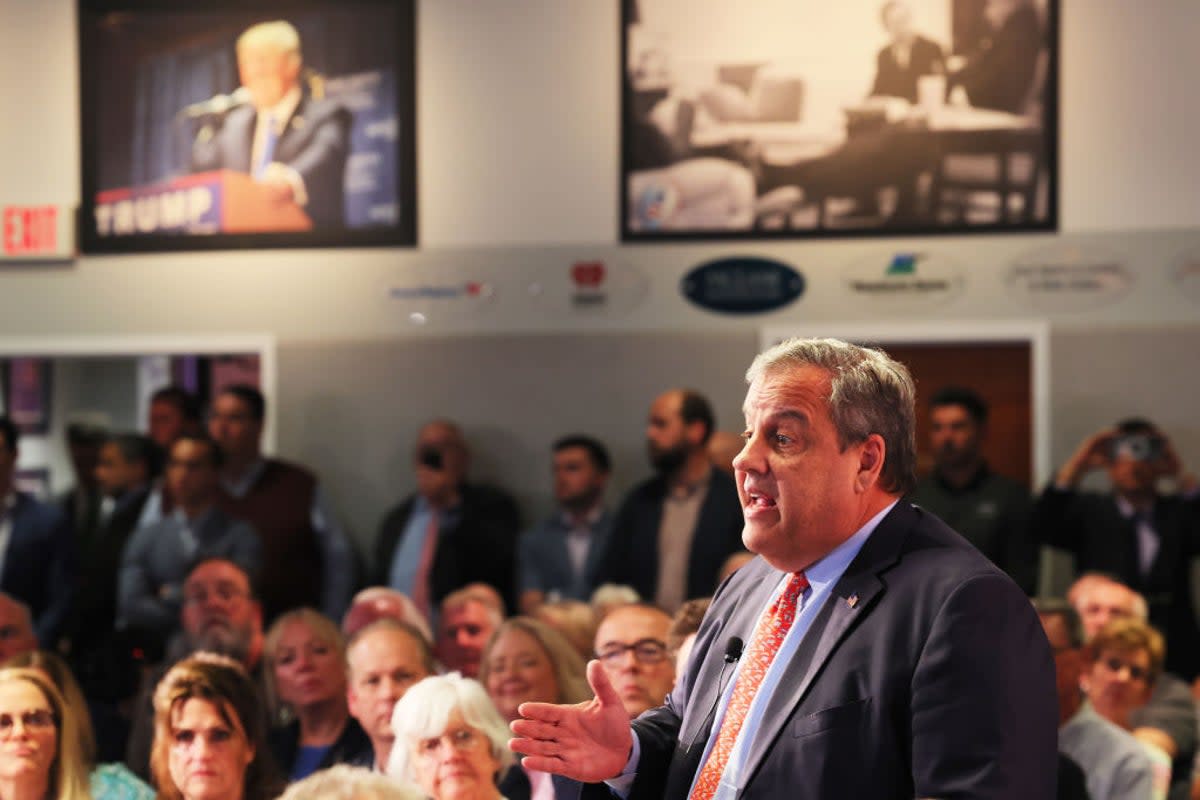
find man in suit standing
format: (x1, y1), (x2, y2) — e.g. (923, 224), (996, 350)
(191, 20), (351, 227)
(512, 337), (1057, 799)
(0, 416), (73, 649)
(597, 390), (745, 613)
(518, 435), (614, 614)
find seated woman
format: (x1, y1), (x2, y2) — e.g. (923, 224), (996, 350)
(276, 764), (420, 800)
(5, 650), (154, 799)
(150, 652), (281, 800)
(0, 667), (90, 800)
(386, 674), (514, 800)
(478, 618), (589, 800)
(264, 608), (371, 780)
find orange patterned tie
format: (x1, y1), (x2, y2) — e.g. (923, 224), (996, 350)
(688, 571), (809, 800)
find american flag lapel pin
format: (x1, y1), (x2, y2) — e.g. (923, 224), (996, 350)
(846, 594), (859, 609)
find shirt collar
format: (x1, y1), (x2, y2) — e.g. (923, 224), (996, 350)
(560, 503), (604, 529)
(669, 468), (712, 500)
(802, 499), (899, 591)
(172, 505), (216, 528)
(933, 462), (991, 494)
(1114, 495), (1154, 520)
(258, 85), (302, 130)
(222, 459), (267, 498)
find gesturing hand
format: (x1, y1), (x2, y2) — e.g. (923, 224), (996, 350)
(509, 660), (634, 782)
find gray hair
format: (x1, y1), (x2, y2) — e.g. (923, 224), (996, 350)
(237, 20), (301, 59)
(386, 673), (515, 785)
(746, 337), (917, 495)
(276, 765), (421, 800)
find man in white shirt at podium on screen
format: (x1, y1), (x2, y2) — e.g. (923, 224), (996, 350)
(190, 20), (351, 228)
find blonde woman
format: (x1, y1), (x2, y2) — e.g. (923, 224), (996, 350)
(0, 667), (91, 800)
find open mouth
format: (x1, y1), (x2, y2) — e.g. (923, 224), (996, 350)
(745, 491), (777, 510)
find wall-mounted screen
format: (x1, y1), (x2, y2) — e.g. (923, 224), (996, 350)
(79, 0), (416, 252)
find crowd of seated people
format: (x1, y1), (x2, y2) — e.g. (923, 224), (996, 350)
(0, 372), (1198, 798)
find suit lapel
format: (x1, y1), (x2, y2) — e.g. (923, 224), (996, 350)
(736, 503), (914, 791)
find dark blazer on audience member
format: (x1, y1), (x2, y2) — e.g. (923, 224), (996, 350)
(870, 35), (945, 103)
(586, 502), (1056, 799)
(268, 716), (372, 778)
(499, 762), (584, 800)
(2, 492), (74, 647)
(1032, 485), (1200, 680)
(374, 483), (521, 613)
(597, 466), (744, 602)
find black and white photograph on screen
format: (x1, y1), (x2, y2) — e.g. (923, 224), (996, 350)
(622, 0), (1057, 240)
(79, 0), (415, 253)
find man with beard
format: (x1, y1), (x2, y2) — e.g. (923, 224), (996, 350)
(124, 557), (266, 778)
(597, 390), (745, 613)
(518, 435), (615, 613)
(909, 386), (1037, 593)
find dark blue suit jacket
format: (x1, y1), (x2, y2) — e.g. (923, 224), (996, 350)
(3, 492), (74, 647)
(591, 501), (1057, 799)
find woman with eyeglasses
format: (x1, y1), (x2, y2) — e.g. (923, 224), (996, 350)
(0, 667), (90, 800)
(4, 650), (153, 799)
(386, 674), (514, 800)
(478, 618), (589, 800)
(150, 652), (281, 800)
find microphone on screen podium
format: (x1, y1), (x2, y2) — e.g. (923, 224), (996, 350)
(178, 87), (251, 119)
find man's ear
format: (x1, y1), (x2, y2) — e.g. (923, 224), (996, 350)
(856, 434), (886, 491)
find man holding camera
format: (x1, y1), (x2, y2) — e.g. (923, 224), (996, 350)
(374, 419), (521, 618)
(1033, 418), (1200, 679)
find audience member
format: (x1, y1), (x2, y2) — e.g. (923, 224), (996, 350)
(479, 618), (589, 800)
(597, 390), (744, 613)
(263, 608), (371, 781)
(1035, 419), (1200, 679)
(210, 384), (355, 623)
(117, 435), (262, 653)
(57, 420), (107, 556)
(705, 431), (743, 478)
(666, 597), (711, 677)
(1067, 574), (1198, 800)
(435, 587), (503, 679)
(150, 652), (281, 800)
(0, 667), (91, 800)
(276, 764), (421, 800)
(869, 0), (946, 103)
(346, 619), (435, 772)
(386, 673), (515, 800)
(1043, 607), (1156, 800)
(0, 593), (38, 663)
(375, 420), (521, 617)
(592, 603), (675, 719)
(341, 587), (432, 644)
(126, 558), (267, 779)
(147, 386), (205, 454)
(909, 386), (1037, 593)
(530, 600), (597, 662)
(0, 416), (73, 648)
(5, 649), (154, 799)
(589, 584), (640, 621)
(518, 435), (614, 614)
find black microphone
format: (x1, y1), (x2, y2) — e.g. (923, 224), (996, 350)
(179, 87), (251, 119)
(686, 635), (744, 753)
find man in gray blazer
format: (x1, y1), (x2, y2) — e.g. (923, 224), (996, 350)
(511, 337), (1057, 799)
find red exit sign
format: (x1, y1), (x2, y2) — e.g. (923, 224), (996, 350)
(2, 205), (70, 258)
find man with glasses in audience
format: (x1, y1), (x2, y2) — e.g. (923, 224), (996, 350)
(593, 604), (675, 719)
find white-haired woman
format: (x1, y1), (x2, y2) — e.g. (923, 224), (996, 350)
(386, 674), (514, 800)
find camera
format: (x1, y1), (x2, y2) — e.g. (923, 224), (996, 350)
(418, 446), (444, 471)
(1110, 434), (1163, 462)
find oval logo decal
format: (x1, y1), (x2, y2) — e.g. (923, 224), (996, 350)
(681, 257), (805, 315)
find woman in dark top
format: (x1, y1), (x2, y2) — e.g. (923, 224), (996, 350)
(264, 608), (370, 781)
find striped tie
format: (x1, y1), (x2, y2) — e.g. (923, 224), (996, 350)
(688, 571), (809, 800)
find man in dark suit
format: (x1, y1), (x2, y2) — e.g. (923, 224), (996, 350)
(191, 20), (351, 228)
(870, 1), (945, 103)
(1033, 419), (1200, 680)
(512, 337), (1057, 799)
(948, 0), (1043, 114)
(597, 390), (745, 612)
(0, 416), (73, 649)
(374, 419), (521, 616)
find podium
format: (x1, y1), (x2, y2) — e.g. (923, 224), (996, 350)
(93, 169), (312, 237)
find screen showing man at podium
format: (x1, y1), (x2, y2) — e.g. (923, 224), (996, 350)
(79, 0), (415, 251)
